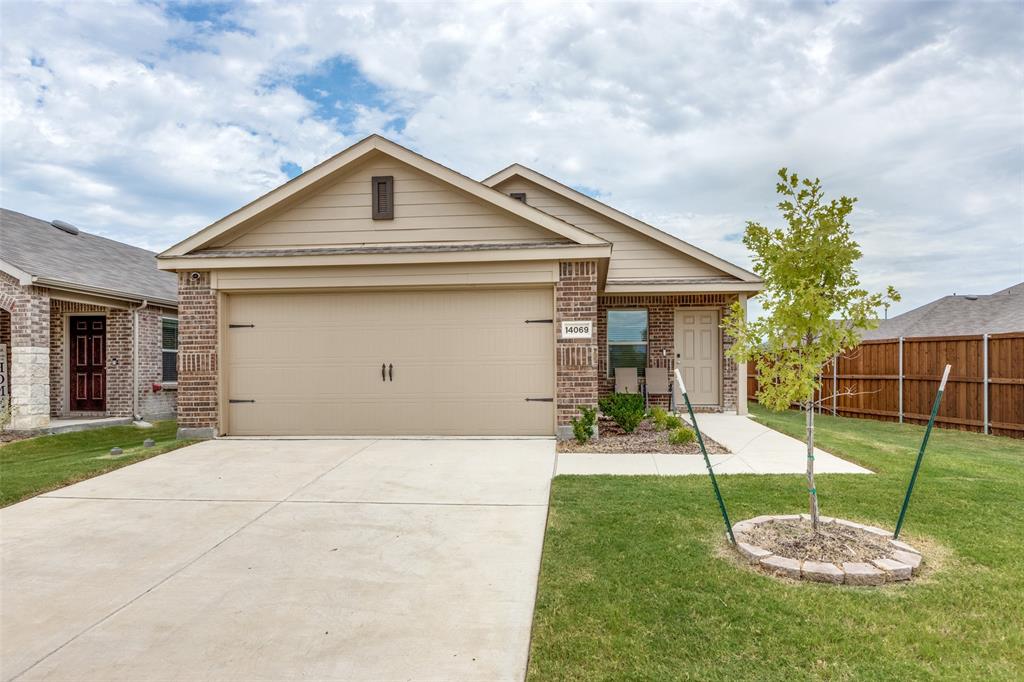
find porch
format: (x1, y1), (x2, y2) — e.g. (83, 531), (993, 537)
(596, 292), (750, 414)
(0, 280), (177, 432)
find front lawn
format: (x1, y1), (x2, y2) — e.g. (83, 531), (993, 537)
(528, 405), (1024, 680)
(0, 421), (193, 506)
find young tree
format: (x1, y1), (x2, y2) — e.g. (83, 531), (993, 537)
(723, 169), (899, 530)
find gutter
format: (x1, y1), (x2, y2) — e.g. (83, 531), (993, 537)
(30, 276), (177, 309)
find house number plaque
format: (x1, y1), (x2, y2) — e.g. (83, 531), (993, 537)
(560, 320), (593, 339)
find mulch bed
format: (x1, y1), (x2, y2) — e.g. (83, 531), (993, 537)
(556, 416), (729, 455)
(742, 518), (893, 563)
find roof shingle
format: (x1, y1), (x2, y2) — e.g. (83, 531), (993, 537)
(0, 208), (177, 304)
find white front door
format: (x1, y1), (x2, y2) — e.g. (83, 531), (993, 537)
(673, 309), (720, 405)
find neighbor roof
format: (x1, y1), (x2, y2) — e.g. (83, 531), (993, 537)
(862, 282), (1024, 339)
(1, 208), (177, 305)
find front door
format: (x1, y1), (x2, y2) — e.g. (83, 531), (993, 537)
(70, 316), (106, 411)
(673, 309), (720, 405)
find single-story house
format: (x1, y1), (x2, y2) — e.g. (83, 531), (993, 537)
(0, 209), (178, 431)
(862, 282), (1024, 340)
(157, 135), (762, 439)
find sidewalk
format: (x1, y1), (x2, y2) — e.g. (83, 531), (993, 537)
(555, 413), (872, 476)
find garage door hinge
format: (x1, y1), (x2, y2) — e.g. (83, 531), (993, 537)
(229, 324), (255, 328)
(229, 399), (256, 404)
(525, 397), (554, 402)
(524, 319), (553, 324)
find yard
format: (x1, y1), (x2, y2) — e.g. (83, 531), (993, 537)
(528, 404), (1024, 680)
(0, 421), (192, 506)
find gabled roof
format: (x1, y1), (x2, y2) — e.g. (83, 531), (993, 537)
(160, 135), (608, 259)
(862, 282), (1024, 339)
(483, 163), (761, 284)
(0, 208), (177, 306)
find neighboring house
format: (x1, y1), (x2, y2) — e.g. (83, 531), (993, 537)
(862, 282), (1024, 340)
(0, 209), (179, 431)
(157, 135), (762, 439)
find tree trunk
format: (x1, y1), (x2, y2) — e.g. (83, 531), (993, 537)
(806, 397), (820, 531)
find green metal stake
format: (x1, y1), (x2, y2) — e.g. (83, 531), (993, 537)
(894, 364), (951, 540)
(675, 369), (735, 545)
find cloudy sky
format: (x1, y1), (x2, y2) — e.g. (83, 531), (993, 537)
(2, 0), (1021, 317)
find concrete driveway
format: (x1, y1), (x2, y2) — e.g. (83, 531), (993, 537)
(1, 438), (555, 681)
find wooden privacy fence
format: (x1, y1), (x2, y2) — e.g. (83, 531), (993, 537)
(747, 332), (1024, 439)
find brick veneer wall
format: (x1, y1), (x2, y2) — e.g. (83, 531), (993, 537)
(555, 261), (599, 428)
(137, 307), (178, 419)
(176, 271), (218, 433)
(598, 293), (738, 412)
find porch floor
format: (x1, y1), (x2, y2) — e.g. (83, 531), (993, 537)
(46, 417), (134, 435)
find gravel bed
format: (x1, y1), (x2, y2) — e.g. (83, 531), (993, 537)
(557, 417), (729, 455)
(742, 518), (894, 563)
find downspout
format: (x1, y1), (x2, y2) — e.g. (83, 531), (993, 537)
(132, 300), (149, 421)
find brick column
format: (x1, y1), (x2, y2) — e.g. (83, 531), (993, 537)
(176, 272), (218, 439)
(554, 261), (598, 438)
(2, 273), (51, 430)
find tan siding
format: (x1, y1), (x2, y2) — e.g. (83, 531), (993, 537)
(212, 261), (560, 291)
(494, 178), (727, 280)
(219, 155), (563, 249)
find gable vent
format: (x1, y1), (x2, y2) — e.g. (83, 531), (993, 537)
(510, 192), (527, 203)
(50, 219), (80, 235)
(372, 175), (394, 220)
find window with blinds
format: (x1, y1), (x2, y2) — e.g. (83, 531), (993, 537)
(162, 318), (178, 382)
(371, 175), (394, 220)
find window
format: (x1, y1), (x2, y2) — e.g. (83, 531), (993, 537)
(371, 175), (394, 220)
(607, 309), (647, 378)
(509, 192), (527, 202)
(162, 318), (178, 382)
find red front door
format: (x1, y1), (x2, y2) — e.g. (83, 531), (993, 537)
(70, 316), (106, 411)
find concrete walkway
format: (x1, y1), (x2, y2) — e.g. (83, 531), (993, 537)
(556, 413), (871, 475)
(1, 439), (555, 682)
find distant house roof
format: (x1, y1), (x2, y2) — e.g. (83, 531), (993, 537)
(862, 282), (1024, 340)
(0, 208), (177, 306)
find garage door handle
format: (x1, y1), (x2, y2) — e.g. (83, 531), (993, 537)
(525, 397), (553, 402)
(381, 363), (386, 382)
(388, 363), (393, 382)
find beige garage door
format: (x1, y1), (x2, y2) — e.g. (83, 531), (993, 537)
(224, 288), (554, 436)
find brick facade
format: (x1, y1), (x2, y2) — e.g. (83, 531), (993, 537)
(598, 293), (739, 412)
(137, 307), (178, 419)
(176, 271), (219, 435)
(2, 270), (177, 429)
(554, 261), (600, 430)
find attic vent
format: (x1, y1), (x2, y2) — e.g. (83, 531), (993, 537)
(372, 175), (394, 220)
(50, 219), (79, 235)
(964, 295), (979, 301)
(510, 192), (527, 203)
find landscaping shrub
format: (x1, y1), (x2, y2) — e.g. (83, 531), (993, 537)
(571, 406), (597, 445)
(668, 426), (696, 445)
(664, 414), (684, 430)
(598, 393), (645, 434)
(649, 406), (669, 430)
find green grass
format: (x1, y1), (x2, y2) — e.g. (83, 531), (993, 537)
(528, 404), (1024, 681)
(0, 421), (194, 506)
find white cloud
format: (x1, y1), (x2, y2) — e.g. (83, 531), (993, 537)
(1, 0), (1021, 314)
